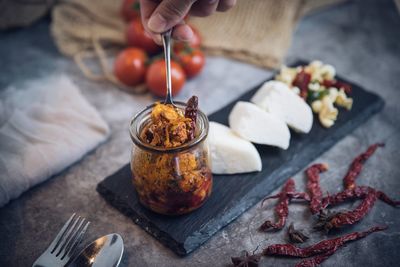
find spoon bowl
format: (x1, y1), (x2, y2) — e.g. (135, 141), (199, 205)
(68, 233), (124, 267)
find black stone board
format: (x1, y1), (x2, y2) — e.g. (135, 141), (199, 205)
(97, 60), (384, 256)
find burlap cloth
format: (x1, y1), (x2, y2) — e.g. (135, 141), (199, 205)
(191, 0), (348, 68)
(49, 0), (346, 92)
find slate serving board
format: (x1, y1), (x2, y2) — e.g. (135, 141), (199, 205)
(97, 61), (384, 256)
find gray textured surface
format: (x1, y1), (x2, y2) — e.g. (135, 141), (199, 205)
(0, 0), (399, 266)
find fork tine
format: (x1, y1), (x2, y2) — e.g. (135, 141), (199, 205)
(49, 213), (76, 254)
(62, 220), (90, 260)
(55, 215), (81, 256)
(60, 217), (85, 259)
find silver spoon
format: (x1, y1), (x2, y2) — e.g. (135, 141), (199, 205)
(161, 29), (175, 106)
(68, 233), (124, 267)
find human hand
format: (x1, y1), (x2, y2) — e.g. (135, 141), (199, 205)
(139, 0), (236, 44)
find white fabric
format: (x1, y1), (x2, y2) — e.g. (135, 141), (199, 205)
(0, 75), (110, 207)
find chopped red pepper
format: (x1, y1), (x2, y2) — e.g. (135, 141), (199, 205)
(306, 163), (328, 214)
(334, 81), (352, 94)
(322, 79), (352, 94)
(293, 69), (312, 99)
(343, 143), (384, 190)
(259, 179), (309, 231)
(321, 79), (334, 88)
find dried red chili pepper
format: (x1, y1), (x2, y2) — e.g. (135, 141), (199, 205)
(263, 225), (386, 258)
(262, 191), (310, 204)
(321, 186), (369, 208)
(259, 179), (309, 231)
(343, 143), (384, 190)
(295, 249), (336, 267)
(375, 190), (400, 206)
(259, 179), (293, 231)
(322, 186), (400, 209)
(322, 188), (377, 232)
(184, 95), (198, 122)
(293, 69), (312, 99)
(306, 163), (328, 214)
(322, 79), (352, 94)
(184, 95), (198, 140)
(317, 186), (399, 231)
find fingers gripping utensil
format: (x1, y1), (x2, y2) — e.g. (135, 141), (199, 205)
(161, 29), (175, 106)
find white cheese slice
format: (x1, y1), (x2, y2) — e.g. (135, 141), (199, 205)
(229, 101), (290, 149)
(251, 80), (313, 133)
(208, 121), (262, 174)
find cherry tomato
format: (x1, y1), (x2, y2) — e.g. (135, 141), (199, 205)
(173, 26), (202, 53)
(121, 0), (141, 21)
(114, 48), (147, 86)
(146, 60), (186, 97)
(126, 20), (161, 55)
(176, 48), (205, 78)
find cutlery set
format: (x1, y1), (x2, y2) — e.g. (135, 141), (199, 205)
(32, 214), (124, 267)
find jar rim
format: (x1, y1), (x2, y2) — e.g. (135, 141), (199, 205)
(129, 101), (209, 153)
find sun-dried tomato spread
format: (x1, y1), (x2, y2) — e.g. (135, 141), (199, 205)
(131, 96), (212, 215)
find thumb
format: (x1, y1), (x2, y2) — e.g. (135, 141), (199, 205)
(148, 0), (196, 33)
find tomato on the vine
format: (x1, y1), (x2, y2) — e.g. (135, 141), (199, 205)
(121, 0), (141, 22)
(114, 48), (147, 86)
(146, 60), (186, 97)
(173, 26), (202, 53)
(126, 19), (161, 55)
(176, 48), (205, 78)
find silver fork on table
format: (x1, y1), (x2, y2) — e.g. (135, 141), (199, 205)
(32, 213), (90, 267)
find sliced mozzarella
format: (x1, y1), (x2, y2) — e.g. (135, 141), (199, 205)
(208, 121), (262, 174)
(229, 101), (290, 149)
(251, 80), (313, 133)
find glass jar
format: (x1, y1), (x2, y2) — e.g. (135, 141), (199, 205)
(130, 102), (213, 215)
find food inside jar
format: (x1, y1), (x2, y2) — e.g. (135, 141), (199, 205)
(131, 148), (212, 215)
(140, 102), (195, 148)
(132, 96), (212, 215)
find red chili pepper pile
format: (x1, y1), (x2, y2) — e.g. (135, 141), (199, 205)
(314, 143), (398, 231)
(232, 143), (399, 267)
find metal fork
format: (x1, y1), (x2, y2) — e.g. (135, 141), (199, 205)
(32, 213), (90, 267)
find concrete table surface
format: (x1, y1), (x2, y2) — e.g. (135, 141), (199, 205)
(0, 0), (399, 266)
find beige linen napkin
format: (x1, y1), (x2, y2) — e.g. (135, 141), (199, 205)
(0, 75), (109, 207)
